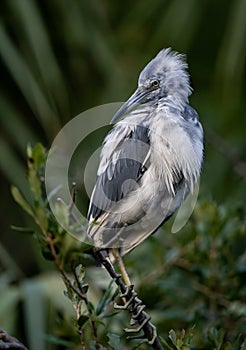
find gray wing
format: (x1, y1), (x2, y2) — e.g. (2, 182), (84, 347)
(182, 104), (204, 150)
(182, 105), (200, 124)
(87, 123), (151, 223)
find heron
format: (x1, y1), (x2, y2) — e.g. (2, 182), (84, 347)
(86, 48), (204, 344)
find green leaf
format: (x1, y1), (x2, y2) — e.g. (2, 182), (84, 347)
(28, 167), (42, 199)
(82, 283), (89, 294)
(10, 225), (34, 234)
(35, 205), (48, 232)
(160, 336), (174, 350)
(77, 314), (89, 327)
(169, 329), (177, 346)
(208, 328), (225, 349)
(87, 301), (95, 313)
(53, 199), (69, 229)
(26, 143), (46, 200)
(91, 317), (105, 327)
(41, 248), (55, 261)
(11, 185), (35, 219)
(176, 338), (183, 349)
(101, 311), (119, 319)
(32, 143), (46, 168)
(107, 333), (123, 350)
(96, 279), (115, 316)
(27, 143), (33, 159)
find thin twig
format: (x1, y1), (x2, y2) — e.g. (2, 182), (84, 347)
(71, 263), (100, 350)
(46, 234), (78, 295)
(46, 234), (95, 349)
(54, 184), (100, 349)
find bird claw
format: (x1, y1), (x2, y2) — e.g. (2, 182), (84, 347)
(130, 318), (138, 326)
(120, 284), (134, 298)
(110, 269), (157, 345)
(127, 301), (157, 345)
(124, 314), (151, 333)
(148, 325), (157, 345)
(114, 291), (137, 310)
(130, 304), (146, 318)
(126, 318), (157, 345)
(114, 285), (137, 310)
(115, 273), (122, 281)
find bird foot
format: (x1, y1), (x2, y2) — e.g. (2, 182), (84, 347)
(95, 250), (158, 345)
(124, 314), (151, 333)
(114, 286), (157, 345)
(126, 299), (157, 345)
(114, 285), (137, 310)
(125, 318), (157, 345)
(130, 303), (146, 318)
(120, 284), (134, 298)
(146, 323), (157, 345)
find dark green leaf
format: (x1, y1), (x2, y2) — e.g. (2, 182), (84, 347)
(35, 205), (48, 232)
(77, 314), (89, 327)
(82, 283), (89, 294)
(41, 248), (54, 261)
(27, 167), (41, 199)
(96, 279), (115, 316)
(11, 185), (35, 218)
(101, 311), (119, 319)
(10, 225), (34, 234)
(87, 301), (95, 313)
(160, 337), (174, 350)
(32, 143), (46, 168)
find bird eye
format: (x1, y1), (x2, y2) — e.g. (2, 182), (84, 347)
(151, 80), (160, 88)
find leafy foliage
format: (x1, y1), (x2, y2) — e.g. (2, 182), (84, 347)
(8, 144), (246, 349)
(10, 144), (119, 349)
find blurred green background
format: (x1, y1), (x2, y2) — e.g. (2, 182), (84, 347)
(0, 0), (246, 349)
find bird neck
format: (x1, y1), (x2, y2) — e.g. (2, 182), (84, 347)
(160, 94), (187, 111)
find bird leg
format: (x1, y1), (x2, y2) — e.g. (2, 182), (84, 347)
(94, 249), (162, 348)
(94, 249), (127, 291)
(112, 248), (131, 286)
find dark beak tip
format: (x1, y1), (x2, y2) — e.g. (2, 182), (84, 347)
(110, 103), (126, 124)
(110, 88), (143, 124)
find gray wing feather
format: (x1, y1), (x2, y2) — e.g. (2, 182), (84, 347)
(87, 123), (150, 222)
(182, 105), (199, 122)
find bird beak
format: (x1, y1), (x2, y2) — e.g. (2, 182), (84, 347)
(111, 87), (149, 124)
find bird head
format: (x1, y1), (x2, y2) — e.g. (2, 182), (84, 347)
(111, 48), (192, 123)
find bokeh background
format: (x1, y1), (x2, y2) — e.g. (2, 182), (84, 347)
(0, 1), (246, 349)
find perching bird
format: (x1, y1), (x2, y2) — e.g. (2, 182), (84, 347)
(87, 48), (204, 262)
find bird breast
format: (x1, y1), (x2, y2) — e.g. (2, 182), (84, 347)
(148, 104), (203, 196)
